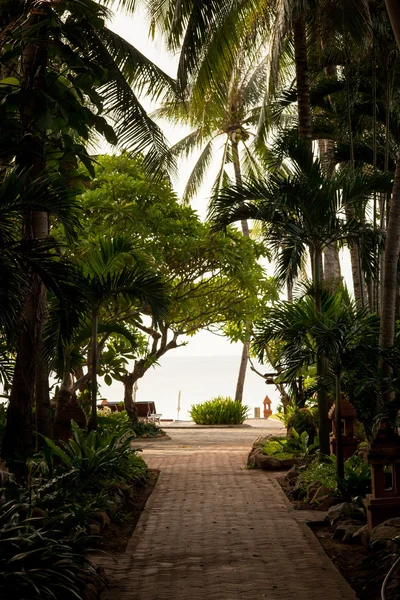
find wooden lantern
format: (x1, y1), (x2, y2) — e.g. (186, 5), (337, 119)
(365, 419), (400, 529)
(328, 394), (358, 459)
(263, 395), (272, 419)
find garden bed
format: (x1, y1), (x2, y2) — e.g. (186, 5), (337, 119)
(309, 521), (400, 600)
(100, 469), (159, 554)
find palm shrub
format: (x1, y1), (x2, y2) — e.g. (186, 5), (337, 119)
(37, 421), (147, 495)
(190, 397), (249, 425)
(0, 502), (97, 600)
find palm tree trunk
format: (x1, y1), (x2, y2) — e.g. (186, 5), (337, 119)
(385, 1), (400, 49)
(335, 373), (344, 482)
(318, 139), (342, 283)
(35, 350), (53, 446)
(293, 15), (312, 145)
(89, 314), (99, 430)
(232, 138), (251, 403)
(380, 151), (400, 402)
(314, 245), (330, 455)
(1, 8), (48, 461)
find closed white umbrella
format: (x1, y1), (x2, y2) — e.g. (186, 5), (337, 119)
(177, 390), (181, 421)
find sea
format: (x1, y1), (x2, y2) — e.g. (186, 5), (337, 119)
(99, 355), (281, 421)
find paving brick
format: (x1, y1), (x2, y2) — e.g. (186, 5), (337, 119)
(100, 428), (357, 600)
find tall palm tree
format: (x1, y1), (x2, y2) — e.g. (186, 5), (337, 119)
(153, 43), (268, 401)
(381, 1), (400, 402)
(209, 135), (390, 453)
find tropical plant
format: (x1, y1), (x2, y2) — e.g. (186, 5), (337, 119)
(210, 135), (389, 456)
(263, 429), (318, 460)
(0, 501), (97, 600)
(41, 421), (148, 490)
(253, 288), (379, 479)
(190, 396), (249, 425)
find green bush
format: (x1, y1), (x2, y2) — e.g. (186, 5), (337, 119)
(97, 410), (133, 437)
(298, 454), (372, 499)
(287, 408), (317, 442)
(0, 502), (97, 599)
(35, 421), (147, 497)
(263, 430), (318, 460)
(190, 397), (249, 425)
(133, 421), (165, 437)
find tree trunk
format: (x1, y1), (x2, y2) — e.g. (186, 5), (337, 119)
(1, 8), (48, 461)
(122, 372), (138, 424)
(314, 245), (330, 455)
(232, 138), (250, 403)
(35, 350), (53, 447)
(318, 139), (342, 284)
(380, 151), (400, 402)
(335, 374), (344, 482)
(293, 15), (312, 145)
(385, 1), (400, 50)
(88, 315), (99, 430)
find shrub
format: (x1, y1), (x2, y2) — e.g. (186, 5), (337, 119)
(190, 396), (249, 425)
(97, 410), (133, 437)
(133, 421), (165, 437)
(263, 430), (318, 460)
(0, 502), (97, 600)
(287, 408), (317, 442)
(298, 454), (372, 499)
(39, 421), (147, 492)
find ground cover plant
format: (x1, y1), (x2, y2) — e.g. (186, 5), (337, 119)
(190, 397), (249, 425)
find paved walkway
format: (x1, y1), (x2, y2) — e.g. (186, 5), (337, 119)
(100, 424), (357, 600)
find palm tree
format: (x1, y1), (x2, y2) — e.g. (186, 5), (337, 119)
(209, 135), (390, 453)
(252, 289), (379, 480)
(153, 42), (268, 402)
(0, 0), (176, 459)
(380, 1), (400, 402)
(78, 235), (170, 429)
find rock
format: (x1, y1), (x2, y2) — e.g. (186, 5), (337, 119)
(280, 458), (299, 468)
(285, 466), (300, 482)
(370, 518), (400, 549)
(291, 485), (306, 500)
(315, 495), (339, 512)
(352, 524), (370, 547)
(252, 435), (274, 449)
(247, 447), (265, 468)
(312, 485), (334, 503)
(327, 502), (364, 527)
(306, 481), (323, 501)
(254, 454), (283, 470)
(333, 519), (366, 543)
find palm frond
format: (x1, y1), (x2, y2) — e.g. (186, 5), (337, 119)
(182, 138), (215, 203)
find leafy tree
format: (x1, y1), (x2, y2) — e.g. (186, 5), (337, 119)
(65, 154), (273, 421)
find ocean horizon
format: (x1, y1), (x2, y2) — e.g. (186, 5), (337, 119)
(100, 354), (281, 420)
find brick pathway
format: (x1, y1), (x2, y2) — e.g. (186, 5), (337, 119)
(100, 427), (357, 600)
